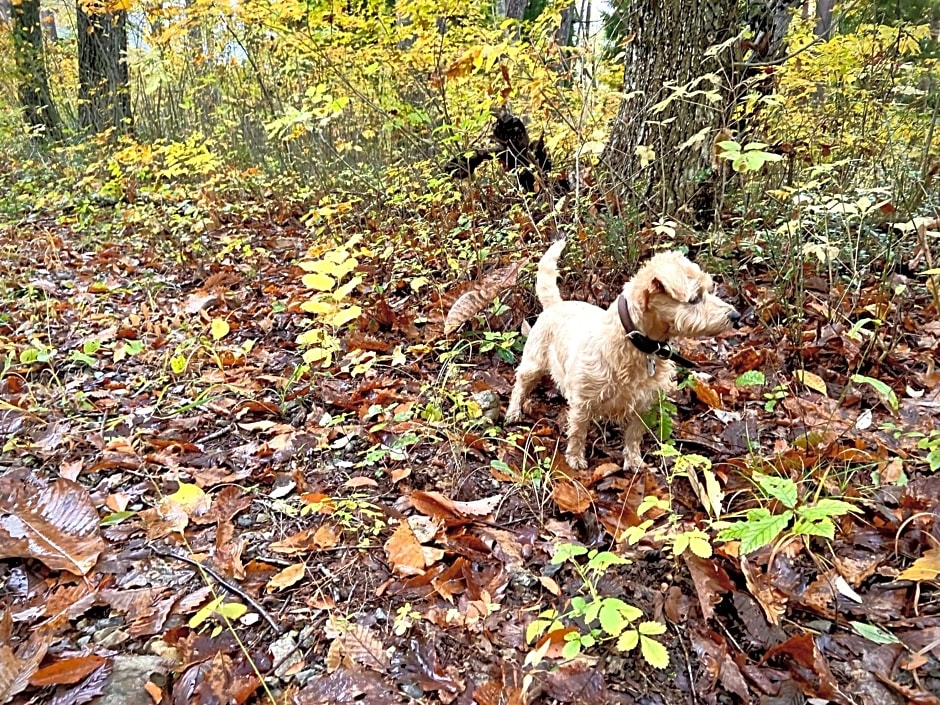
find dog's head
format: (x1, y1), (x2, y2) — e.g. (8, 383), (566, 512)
(628, 251), (740, 340)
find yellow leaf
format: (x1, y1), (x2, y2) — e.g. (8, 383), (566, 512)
(300, 299), (337, 315)
(296, 329), (322, 346)
(898, 547), (940, 581)
(210, 318), (230, 340)
(165, 482), (208, 515)
(327, 305), (361, 328)
(302, 272), (336, 291)
(794, 370), (828, 396)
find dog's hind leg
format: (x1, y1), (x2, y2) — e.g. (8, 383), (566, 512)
(564, 398), (591, 469)
(506, 363), (543, 422)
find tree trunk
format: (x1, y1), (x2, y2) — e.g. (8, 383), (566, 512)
(11, 0), (62, 139)
(600, 0), (737, 221)
(77, 2), (133, 135)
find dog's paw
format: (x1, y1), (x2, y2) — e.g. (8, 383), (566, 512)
(565, 453), (588, 470)
(505, 407), (522, 423)
(622, 453), (645, 472)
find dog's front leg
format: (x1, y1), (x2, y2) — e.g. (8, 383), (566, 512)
(621, 413), (647, 470)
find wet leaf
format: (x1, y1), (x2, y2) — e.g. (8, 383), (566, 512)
(0, 468), (105, 575)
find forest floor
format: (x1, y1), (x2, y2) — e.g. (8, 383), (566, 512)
(2, 196), (940, 705)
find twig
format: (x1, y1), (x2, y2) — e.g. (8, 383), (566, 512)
(194, 424), (235, 446)
(152, 547), (283, 635)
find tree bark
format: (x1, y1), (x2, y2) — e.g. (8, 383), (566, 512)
(600, 0), (737, 221)
(813, 0), (834, 38)
(77, 2), (133, 135)
(11, 0), (62, 139)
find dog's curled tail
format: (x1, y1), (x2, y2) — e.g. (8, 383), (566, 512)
(535, 239), (567, 309)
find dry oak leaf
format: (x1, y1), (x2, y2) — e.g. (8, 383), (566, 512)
(0, 468), (106, 575)
(443, 258), (528, 334)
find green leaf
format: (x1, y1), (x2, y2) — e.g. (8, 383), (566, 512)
(598, 600), (628, 635)
(170, 354), (187, 374)
(552, 543), (588, 564)
(640, 635), (670, 669)
(792, 515), (835, 539)
(586, 550), (629, 573)
(69, 351), (97, 367)
(800, 498), (859, 520)
(851, 374), (899, 412)
(850, 621), (900, 644)
(687, 531), (713, 558)
(561, 639), (581, 660)
(754, 473), (798, 508)
(101, 510), (136, 525)
(638, 620), (667, 636)
(616, 629), (639, 652)
(735, 370), (765, 387)
(718, 508), (793, 554)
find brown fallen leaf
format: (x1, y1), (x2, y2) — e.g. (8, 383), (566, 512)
(410, 490), (501, 521)
(552, 479), (592, 514)
(29, 654), (108, 687)
(0, 468), (106, 575)
(0, 631), (50, 700)
(384, 522), (426, 577)
(266, 563), (307, 593)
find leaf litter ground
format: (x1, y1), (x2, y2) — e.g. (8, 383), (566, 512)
(1, 204), (940, 705)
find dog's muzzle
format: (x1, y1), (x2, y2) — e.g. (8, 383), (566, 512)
(729, 309), (742, 329)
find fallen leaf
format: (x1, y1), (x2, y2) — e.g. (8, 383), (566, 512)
(266, 563), (307, 593)
(0, 468), (106, 575)
(29, 654), (108, 687)
(898, 547), (940, 581)
(384, 522), (426, 576)
(553, 480), (592, 514)
(794, 369), (828, 396)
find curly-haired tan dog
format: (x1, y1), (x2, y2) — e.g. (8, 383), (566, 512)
(506, 239), (740, 470)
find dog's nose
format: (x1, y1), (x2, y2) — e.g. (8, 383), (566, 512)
(729, 310), (742, 328)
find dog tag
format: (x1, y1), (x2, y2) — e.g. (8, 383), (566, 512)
(647, 356), (656, 377)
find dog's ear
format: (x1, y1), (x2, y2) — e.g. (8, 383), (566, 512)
(650, 275), (682, 302)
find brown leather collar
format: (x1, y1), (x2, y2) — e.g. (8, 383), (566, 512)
(616, 294), (698, 368)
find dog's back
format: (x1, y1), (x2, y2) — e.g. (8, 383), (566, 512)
(535, 239), (567, 309)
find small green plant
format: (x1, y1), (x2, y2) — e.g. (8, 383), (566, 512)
(525, 543), (669, 669)
(717, 472), (860, 554)
(477, 330), (522, 364)
(301, 494), (388, 540)
(641, 393), (676, 443)
(716, 140), (784, 173)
